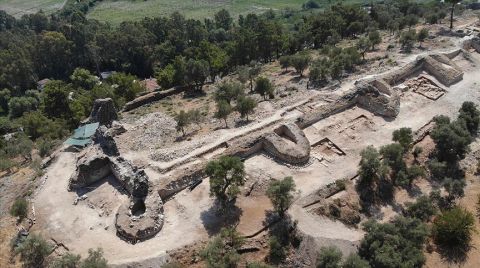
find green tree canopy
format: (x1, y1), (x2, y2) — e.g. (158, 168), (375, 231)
(236, 96), (257, 121)
(392, 127), (413, 151)
(255, 77), (274, 100)
(266, 177), (296, 217)
(458, 101), (480, 135)
(359, 217), (428, 268)
(215, 100), (232, 128)
(433, 206), (475, 251)
(316, 246), (342, 268)
(15, 234), (52, 268)
(201, 227), (244, 268)
(206, 156), (245, 209)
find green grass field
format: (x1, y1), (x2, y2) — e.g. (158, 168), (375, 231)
(0, 0), (65, 16)
(86, 0), (312, 24)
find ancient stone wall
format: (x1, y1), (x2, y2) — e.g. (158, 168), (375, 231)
(123, 87), (184, 112)
(263, 123), (311, 165)
(89, 98), (118, 126)
(69, 128), (164, 243)
(354, 80), (401, 118)
(423, 55), (463, 86)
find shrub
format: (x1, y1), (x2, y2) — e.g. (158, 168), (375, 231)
(49, 252), (81, 268)
(80, 248), (108, 268)
(10, 198), (28, 220)
(303, 0), (320, 9)
(433, 207), (475, 250)
(246, 262), (272, 268)
(405, 195), (437, 222)
(316, 246), (342, 268)
(15, 234), (52, 268)
(201, 227), (243, 268)
(268, 236), (286, 264)
(342, 253), (370, 268)
(174, 110), (190, 137)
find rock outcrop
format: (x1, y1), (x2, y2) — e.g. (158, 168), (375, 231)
(89, 98), (118, 126)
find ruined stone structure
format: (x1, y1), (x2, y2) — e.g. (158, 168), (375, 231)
(69, 127), (164, 243)
(89, 98), (118, 126)
(355, 79), (401, 118)
(67, 49), (468, 244)
(263, 123), (311, 165)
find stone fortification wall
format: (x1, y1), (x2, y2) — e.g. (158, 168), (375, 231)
(123, 87), (184, 112)
(423, 55), (463, 86)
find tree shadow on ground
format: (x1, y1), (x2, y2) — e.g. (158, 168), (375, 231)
(406, 184), (423, 198)
(437, 243), (472, 265)
(174, 129), (199, 142)
(200, 199), (243, 236)
(182, 89), (207, 99)
(234, 119), (252, 128)
(74, 175), (127, 197)
(262, 210), (301, 247)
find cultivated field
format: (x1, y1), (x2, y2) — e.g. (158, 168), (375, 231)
(0, 0), (65, 16)
(87, 0), (307, 24)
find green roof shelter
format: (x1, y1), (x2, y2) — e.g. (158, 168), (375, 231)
(64, 122), (100, 147)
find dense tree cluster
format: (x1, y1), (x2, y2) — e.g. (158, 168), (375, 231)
(359, 216), (428, 268)
(0, 0), (451, 172)
(12, 233), (108, 268)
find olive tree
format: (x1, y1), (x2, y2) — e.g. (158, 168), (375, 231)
(255, 77), (274, 100)
(236, 96), (257, 121)
(206, 156), (245, 210)
(215, 100), (232, 128)
(201, 227), (244, 268)
(266, 177), (296, 218)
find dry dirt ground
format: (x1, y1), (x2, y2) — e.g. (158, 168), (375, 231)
(2, 13), (480, 268)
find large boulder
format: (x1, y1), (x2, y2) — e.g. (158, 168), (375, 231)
(89, 98), (118, 126)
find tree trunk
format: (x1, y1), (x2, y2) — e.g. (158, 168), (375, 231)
(450, 3), (455, 30)
(224, 118), (228, 128)
(250, 79), (254, 92)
